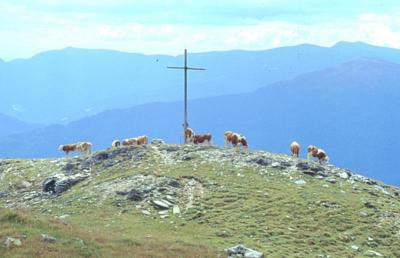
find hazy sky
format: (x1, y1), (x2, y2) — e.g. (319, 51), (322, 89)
(1, 0), (400, 60)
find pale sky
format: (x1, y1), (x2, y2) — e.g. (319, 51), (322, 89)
(1, 0), (400, 61)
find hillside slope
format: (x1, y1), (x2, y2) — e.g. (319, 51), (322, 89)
(0, 58), (399, 185)
(2, 41), (400, 124)
(0, 145), (399, 257)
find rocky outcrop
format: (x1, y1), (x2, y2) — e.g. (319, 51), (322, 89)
(225, 244), (264, 258)
(42, 173), (89, 194)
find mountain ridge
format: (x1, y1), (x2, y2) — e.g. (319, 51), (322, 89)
(0, 113), (42, 137)
(2, 41), (400, 124)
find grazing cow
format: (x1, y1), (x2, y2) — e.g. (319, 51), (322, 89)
(122, 138), (137, 146)
(136, 135), (148, 145)
(238, 135), (248, 149)
(76, 142), (92, 155)
(224, 131), (234, 146)
(225, 131), (248, 149)
(307, 145), (329, 163)
(193, 133), (212, 144)
(111, 140), (121, 148)
(58, 144), (77, 156)
(185, 128), (195, 143)
(290, 141), (300, 158)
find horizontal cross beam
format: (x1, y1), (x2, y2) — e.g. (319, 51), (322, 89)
(167, 66), (206, 71)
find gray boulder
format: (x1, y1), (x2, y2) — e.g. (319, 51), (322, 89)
(41, 234), (56, 243)
(42, 173), (89, 194)
(225, 244), (264, 258)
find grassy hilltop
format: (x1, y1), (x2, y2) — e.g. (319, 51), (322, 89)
(0, 144), (399, 257)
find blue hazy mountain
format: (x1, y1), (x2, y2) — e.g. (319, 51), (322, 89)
(0, 113), (41, 137)
(2, 42), (400, 124)
(0, 58), (399, 186)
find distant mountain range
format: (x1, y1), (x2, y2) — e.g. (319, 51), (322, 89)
(0, 57), (399, 186)
(0, 113), (41, 137)
(2, 41), (400, 124)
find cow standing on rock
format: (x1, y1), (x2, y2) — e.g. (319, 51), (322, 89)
(307, 145), (329, 164)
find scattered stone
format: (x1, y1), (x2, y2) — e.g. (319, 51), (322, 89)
(127, 189), (146, 201)
(20, 181), (32, 189)
(374, 185), (392, 196)
(158, 210), (169, 215)
(168, 179), (181, 188)
(173, 205), (181, 214)
(41, 234), (56, 243)
(350, 175), (377, 185)
(326, 178), (337, 184)
(294, 179), (306, 185)
(182, 154), (196, 161)
(0, 191), (9, 198)
(338, 171), (349, 179)
(364, 250), (383, 257)
(62, 162), (78, 174)
(364, 202), (378, 210)
(4, 237), (22, 248)
(296, 161), (310, 171)
(93, 152), (109, 162)
(59, 214), (70, 219)
(250, 157), (272, 166)
(317, 200), (340, 209)
(271, 162), (281, 168)
(141, 210), (151, 216)
(151, 139), (165, 145)
(225, 244), (264, 258)
(153, 200), (170, 209)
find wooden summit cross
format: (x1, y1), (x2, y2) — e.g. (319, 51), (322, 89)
(167, 49), (205, 143)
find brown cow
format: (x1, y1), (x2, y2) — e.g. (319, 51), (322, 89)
(193, 133), (212, 144)
(185, 128), (195, 143)
(290, 141), (300, 158)
(122, 136), (148, 146)
(225, 131), (248, 149)
(224, 131), (234, 146)
(76, 141), (92, 155)
(136, 135), (148, 145)
(58, 144), (77, 156)
(307, 145), (329, 163)
(238, 135), (248, 149)
(122, 138), (137, 146)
